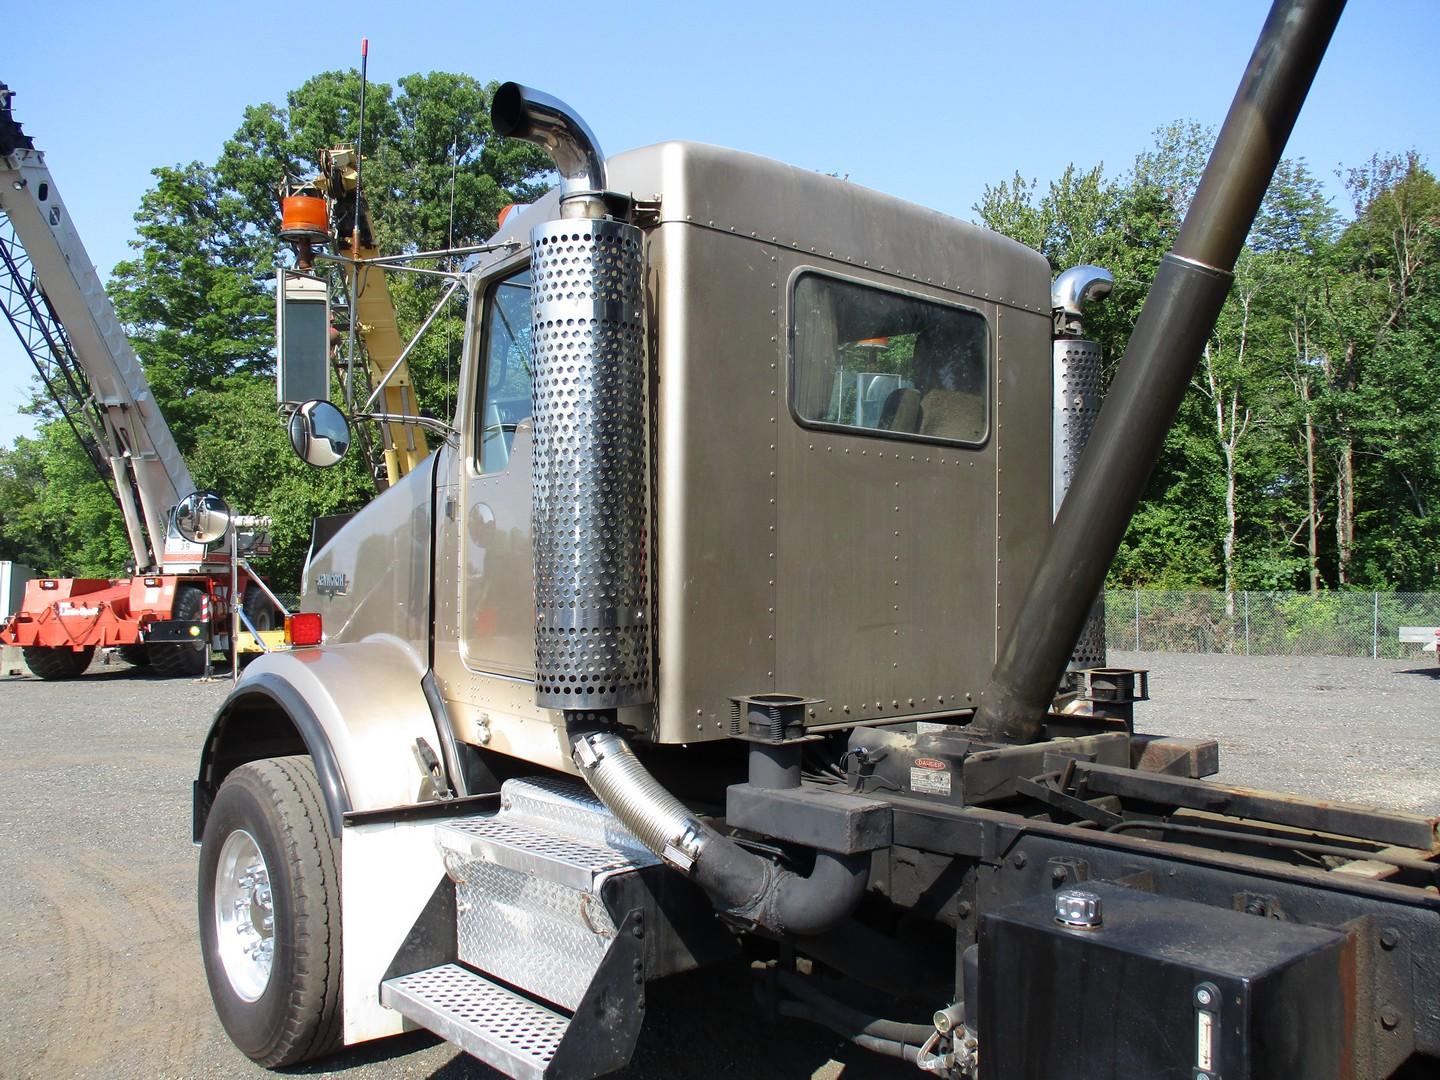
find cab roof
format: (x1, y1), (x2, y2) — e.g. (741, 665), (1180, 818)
(482, 140), (1049, 315)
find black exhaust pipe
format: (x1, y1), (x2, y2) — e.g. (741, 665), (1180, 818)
(971, 0), (1345, 743)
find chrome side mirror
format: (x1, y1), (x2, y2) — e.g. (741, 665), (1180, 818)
(174, 490), (232, 545)
(288, 399), (351, 468)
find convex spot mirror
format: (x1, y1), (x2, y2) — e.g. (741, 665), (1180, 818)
(289, 399), (351, 468)
(174, 490), (232, 545)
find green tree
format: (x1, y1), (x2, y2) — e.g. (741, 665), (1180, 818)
(1319, 153), (1440, 588)
(109, 162), (274, 451)
(208, 69), (551, 435)
(970, 124), (1440, 596)
(0, 428), (130, 576)
(1, 70), (553, 591)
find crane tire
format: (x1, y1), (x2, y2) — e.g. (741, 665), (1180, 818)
(149, 583), (210, 677)
(118, 644), (151, 667)
(242, 584), (278, 633)
(22, 645), (94, 680)
(236, 584), (280, 668)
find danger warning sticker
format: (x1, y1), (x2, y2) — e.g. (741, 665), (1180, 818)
(909, 764), (952, 796)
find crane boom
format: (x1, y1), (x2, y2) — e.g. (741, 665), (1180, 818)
(317, 146), (428, 486)
(0, 83), (193, 570)
(0, 85), (285, 681)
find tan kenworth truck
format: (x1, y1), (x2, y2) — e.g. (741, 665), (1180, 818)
(192, 3), (1440, 1077)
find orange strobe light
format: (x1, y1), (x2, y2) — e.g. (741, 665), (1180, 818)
(279, 195), (331, 244)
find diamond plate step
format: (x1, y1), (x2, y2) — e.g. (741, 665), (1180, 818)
(438, 776), (659, 885)
(437, 777), (661, 1011)
(440, 814), (646, 893)
(502, 776), (647, 848)
(381, 964), (568, 1080)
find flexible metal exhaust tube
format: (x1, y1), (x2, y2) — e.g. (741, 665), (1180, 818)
(572, 730), (706, 865)
(573, 731), (868, 936)
(970, 0), (1344, 744)
(491, 82), (607, 214)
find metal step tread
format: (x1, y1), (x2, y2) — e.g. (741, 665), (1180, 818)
(445, 777), (658, 861)
(443, 814), (644, 871)
(381, 964), (568, 1080)
(440, 815), (647, 893)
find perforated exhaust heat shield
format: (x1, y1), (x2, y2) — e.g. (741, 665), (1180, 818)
(1054, 337), (1106, 671)
(530, 218), (650, 709)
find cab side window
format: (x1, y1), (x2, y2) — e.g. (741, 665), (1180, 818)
(790, 272), (989, 446)
(475, 268), (534, 473)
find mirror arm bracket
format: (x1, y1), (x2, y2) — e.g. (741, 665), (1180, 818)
(358, 412), (458, 443)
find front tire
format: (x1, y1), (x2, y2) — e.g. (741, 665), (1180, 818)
(198, 756), (342, 1067)
(22, 645), (94, 680)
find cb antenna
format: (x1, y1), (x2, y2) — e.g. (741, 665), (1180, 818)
(345, 36), (369, 408)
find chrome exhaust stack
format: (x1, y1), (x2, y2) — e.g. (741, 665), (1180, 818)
(494, 84), (651, 712)
(1052, 266), (1113, 673)
(500, 84), (865, 935)
(1051, 264), (1114, 335)
(491, 83), (608, 219)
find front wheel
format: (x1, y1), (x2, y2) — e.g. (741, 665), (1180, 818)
(198, 756), (342, 1067)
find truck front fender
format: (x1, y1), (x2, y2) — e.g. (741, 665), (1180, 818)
(194, 636), (441, 840)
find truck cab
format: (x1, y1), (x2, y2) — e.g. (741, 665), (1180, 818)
(194, 28), (1440, 1079)
(302, 139), (1054, 770)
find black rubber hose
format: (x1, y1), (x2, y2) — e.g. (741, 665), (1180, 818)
(773, 851), (870, 936)
(573, 729), (868, 936)
(778, 1003), (923, 1064)
(777, 969), (935, 1045)
(693, 842), (868, 937)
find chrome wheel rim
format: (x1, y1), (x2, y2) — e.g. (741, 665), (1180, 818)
(214, 829), (275, 1002)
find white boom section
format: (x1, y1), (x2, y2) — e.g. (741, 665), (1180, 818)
(0, 122), (193, 569)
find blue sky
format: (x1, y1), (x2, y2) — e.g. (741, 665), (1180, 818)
(3, 0), (1436, 446)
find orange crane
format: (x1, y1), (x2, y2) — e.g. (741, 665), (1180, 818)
(0, 84), (280, 677)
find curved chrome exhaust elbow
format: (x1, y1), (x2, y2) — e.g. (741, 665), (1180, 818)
(1051, 264), (1114, 319)
(492, 82), (607, 214)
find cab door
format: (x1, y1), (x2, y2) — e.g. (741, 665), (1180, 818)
(458, 266), (536, 678)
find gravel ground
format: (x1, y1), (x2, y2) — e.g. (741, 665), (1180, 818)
(0, 649), (1435, 1079)
(1114, 650), (1440, 814)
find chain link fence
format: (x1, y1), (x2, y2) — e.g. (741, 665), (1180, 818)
(1105, 590), (1440, 659)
